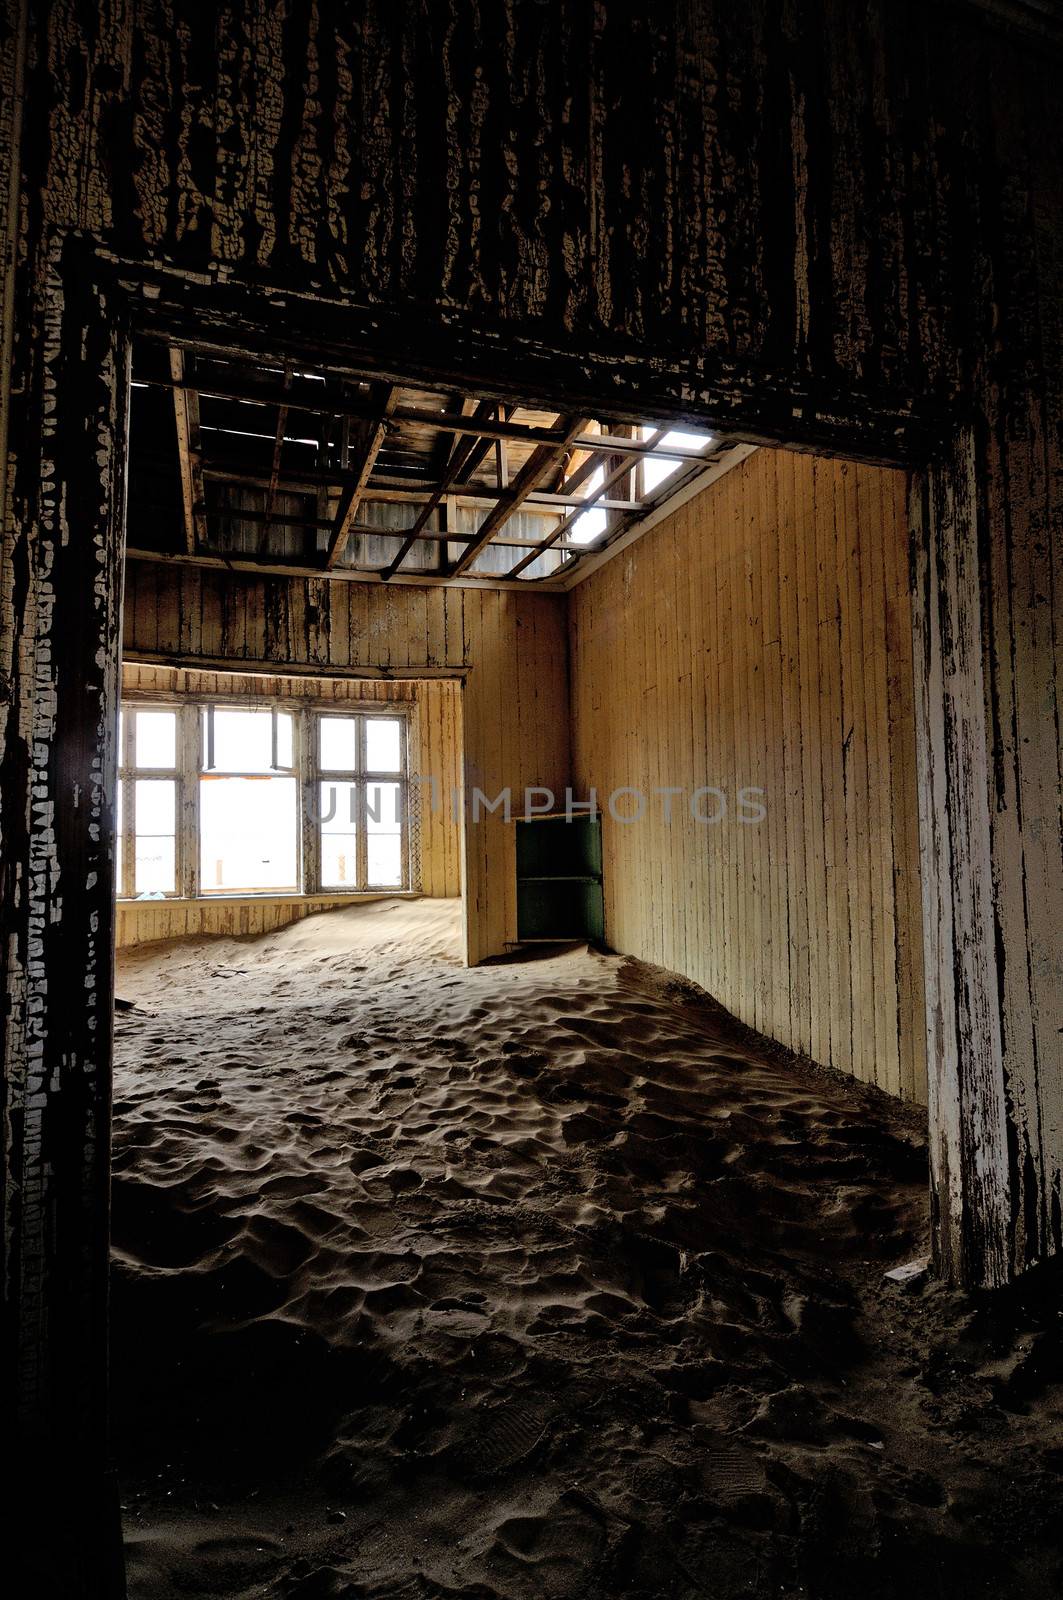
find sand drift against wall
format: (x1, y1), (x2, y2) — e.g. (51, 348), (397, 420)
(112, 902), (1062, 1600)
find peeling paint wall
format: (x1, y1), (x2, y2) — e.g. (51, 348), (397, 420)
(1, 2), (1061, 1589)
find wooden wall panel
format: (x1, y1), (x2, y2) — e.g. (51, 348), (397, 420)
(114, 894), (401, 951)
(122, 562), (570, 964)
(570, 448), (927, 1103)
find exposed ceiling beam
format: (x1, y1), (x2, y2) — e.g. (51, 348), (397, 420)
(139, 374), (708, 462)
(169, 348), (207, 554)
(507, 427), (665, 578)
(449, 414), (589, 578)
(323, 385), (397, 569)
(380, 397), (502, 580)
(134, 504), (599, 553)
(382, 400), (518, 582)
(125, 546), (568, 596)
(188, 464), (643, 514)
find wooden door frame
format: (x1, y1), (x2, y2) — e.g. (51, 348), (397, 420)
(1, 232), (1013, 1595)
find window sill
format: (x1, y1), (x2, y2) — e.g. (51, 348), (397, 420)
(117, 891), (418, 908)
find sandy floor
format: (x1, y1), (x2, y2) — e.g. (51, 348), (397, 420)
(112, 899), (1063, 1600)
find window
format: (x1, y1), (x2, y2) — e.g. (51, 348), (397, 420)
(315, 713), (407, 890)
(117, 708), (180, 896)
(116, 699), (411, 899)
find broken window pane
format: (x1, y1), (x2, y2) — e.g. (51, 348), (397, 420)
(199, 775), (298, 891)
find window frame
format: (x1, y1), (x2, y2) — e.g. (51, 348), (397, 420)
(117, 701), (186, 899)
(117, 693), (413, 901)
(309, 709), (409, 894)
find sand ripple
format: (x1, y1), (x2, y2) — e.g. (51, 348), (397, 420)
(113, 900), (1063, 1600)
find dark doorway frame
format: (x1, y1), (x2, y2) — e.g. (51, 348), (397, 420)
(3, 231), (1012, 1595)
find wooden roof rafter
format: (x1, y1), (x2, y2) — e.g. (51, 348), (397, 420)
(130, 339), (747, 589)
(448, 414), (590, 578)
(506, 427), (665, 579)
(380, 397), (509, 580)
(323, 383), (397, 569)
(168, 347), (207, 554)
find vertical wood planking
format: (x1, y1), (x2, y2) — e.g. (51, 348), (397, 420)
(570, 446), (927, 1103)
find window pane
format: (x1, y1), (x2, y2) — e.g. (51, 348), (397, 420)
(200, 776), (298, 891)
(135, 778), (176, 835)
(319, 780), (357, 889)
(207, 708), (274, 772)
(116, 780), (123, 893)
(274, 711), (294, 770)
(365, 717), (402, 772)
(366, 781), (403, 887)
(319, 716), (357, 772)
(136, 709), (176, 769)
(135, 836), (175, 895)
(319, 780), (357, 833)
(367, 834), (402, 886)
(321, 835), (359, 887)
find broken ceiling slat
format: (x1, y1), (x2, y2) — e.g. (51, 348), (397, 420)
(258, 364), (293, 554)
(507, 427), (665, 578)
(323, 385), (398, 570)
(449, 414), (589, 578)
(169, 348), (207, 554)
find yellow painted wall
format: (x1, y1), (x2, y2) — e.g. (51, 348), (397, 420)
(569, 448), (927, 1102)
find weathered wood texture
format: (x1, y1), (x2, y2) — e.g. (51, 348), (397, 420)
(1, 248), (129, 1591)
(122, 560), (570, 963)
(1, 2), (1061, 1589)
(120, 661), (464, 905)
(571, 448), (927, 1103)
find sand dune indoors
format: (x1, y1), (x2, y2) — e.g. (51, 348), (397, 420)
(112, 901), (1062, 1600)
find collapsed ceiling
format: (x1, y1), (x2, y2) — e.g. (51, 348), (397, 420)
(127, 339), (747, 588)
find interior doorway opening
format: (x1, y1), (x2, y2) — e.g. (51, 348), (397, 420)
(60, 300), (1057, 1600)
(114, 665), (464, 951)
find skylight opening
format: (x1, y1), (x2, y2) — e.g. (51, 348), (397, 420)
(128, 338), (743, 585)
(569, 465), (609, 546)
(641, 427), (715, 496)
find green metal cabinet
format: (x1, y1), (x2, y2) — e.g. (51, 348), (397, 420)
(515, 814), (604, 942)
